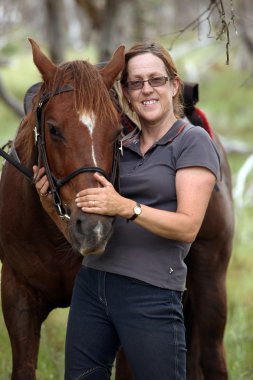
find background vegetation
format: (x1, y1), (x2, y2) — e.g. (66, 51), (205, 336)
(1, 1), (253, 379)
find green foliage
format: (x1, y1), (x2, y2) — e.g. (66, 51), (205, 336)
(1, 40), (253, 380)
(0, 53), (40, 145)
(199, 69), (253, 143)
(225, 204), (253, 380)
(1, 42), (21, 56)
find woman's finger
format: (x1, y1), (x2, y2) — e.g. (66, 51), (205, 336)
(94, 172), (112, 187)
(33, 165), (46, 180)
(32, 166), (50, 196)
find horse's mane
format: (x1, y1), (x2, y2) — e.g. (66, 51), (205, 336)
(16, 60), (119, 165)
(55, 60), (119, 121)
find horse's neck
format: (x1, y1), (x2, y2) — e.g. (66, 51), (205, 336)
(15, 116), (36, 170)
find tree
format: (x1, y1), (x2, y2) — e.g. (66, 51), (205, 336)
(45, 0), (66, 63)
(0, 0), (250, 117)
(169, 0), (239, 65)
(238, 0), (253, 59)
(75, 0), (130, 61)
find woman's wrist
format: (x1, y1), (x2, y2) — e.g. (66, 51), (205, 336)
(118, 198), (137, 219)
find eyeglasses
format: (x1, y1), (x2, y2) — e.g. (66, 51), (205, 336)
(126, 76), (170, 90)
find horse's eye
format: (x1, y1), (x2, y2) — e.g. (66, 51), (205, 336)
(48, 124), (63, 140)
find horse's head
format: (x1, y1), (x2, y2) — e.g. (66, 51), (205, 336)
(28, 38), (125, 255)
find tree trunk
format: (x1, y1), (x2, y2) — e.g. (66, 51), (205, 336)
(75, 0), (127, 62)
(99, 0), (122, 61)
(239, 1), (253, 56)
(45, 0), (66, 63)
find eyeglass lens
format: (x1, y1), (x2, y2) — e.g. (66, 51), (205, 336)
(127, 76), (169, 90)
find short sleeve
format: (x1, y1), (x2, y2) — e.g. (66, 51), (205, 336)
(175, 126), (220, 180)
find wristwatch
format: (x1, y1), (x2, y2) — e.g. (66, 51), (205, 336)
(127, 202), (142, 221)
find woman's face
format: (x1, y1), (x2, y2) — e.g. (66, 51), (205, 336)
(123, 53), (179, 127)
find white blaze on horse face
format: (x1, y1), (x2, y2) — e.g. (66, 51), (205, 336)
(94, 221), (104, 242)
(79, 112), (98, 166)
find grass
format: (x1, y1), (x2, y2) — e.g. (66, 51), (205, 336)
(37, 309), (68, 380)
(225, 185), (253, 379)
(0, 305), (68, 380)
(1, 40), (253, 379)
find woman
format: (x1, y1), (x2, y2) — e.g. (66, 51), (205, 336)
(34, 42), (219, 380)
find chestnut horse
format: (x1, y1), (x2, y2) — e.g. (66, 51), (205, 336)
(0, 40), (234, 380)
(0, 38), (124, 380)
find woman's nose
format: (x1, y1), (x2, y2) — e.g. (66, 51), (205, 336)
(141, 81), (154, 93)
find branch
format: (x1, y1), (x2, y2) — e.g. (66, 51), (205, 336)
(169, 0), (238, 65)
(0, 75), (24, 118)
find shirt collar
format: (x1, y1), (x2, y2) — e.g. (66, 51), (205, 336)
(120, 119), (188, 154)
(155, 119), (187, 146)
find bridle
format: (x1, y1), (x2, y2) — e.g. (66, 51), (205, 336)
(0, 84), (120, 221)
(34, 84), (120, 221)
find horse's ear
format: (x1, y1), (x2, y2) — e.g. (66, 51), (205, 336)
(100, 45), (125, 89)
(28, 38), (57, 82)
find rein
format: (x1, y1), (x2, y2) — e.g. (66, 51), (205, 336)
(0, 142), (33, 181)
(1, 85), (120, 221)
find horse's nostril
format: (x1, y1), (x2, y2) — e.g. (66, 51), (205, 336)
(76, 219), (83, 235)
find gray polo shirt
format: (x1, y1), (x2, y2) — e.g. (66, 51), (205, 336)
(84, 119), (220, 290)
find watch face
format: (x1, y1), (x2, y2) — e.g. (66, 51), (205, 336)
(134, 205), (142, 215)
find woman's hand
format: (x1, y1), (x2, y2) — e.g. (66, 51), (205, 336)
(75, 172), (134, 218)
(33, 165), (70, 240)
(33, 166), (51, 197)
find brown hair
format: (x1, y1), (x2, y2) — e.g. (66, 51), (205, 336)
(120, 42), (184, 118)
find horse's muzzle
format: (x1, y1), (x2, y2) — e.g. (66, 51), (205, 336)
(69, 211), (114, 256)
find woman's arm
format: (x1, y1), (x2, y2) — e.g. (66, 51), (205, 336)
(134, 167), (215, 243)
(75, 167), (216, 243)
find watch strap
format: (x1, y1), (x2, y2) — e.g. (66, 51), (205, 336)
(127, 202), (141, 222)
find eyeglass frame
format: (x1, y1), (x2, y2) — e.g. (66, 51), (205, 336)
(125, 76), (170, 90)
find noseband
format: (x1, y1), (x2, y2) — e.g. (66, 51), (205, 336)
(34, 85), (120, 221)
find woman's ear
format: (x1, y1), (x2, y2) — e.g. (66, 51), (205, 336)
(172, 77), (180, 96)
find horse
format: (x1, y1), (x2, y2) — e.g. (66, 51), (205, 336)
(0, 39), (234, 380)
(182, 109), (234, 380)
(0, 38), (125, 380)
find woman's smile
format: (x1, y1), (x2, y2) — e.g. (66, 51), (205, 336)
(142, 99), (158, 106)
